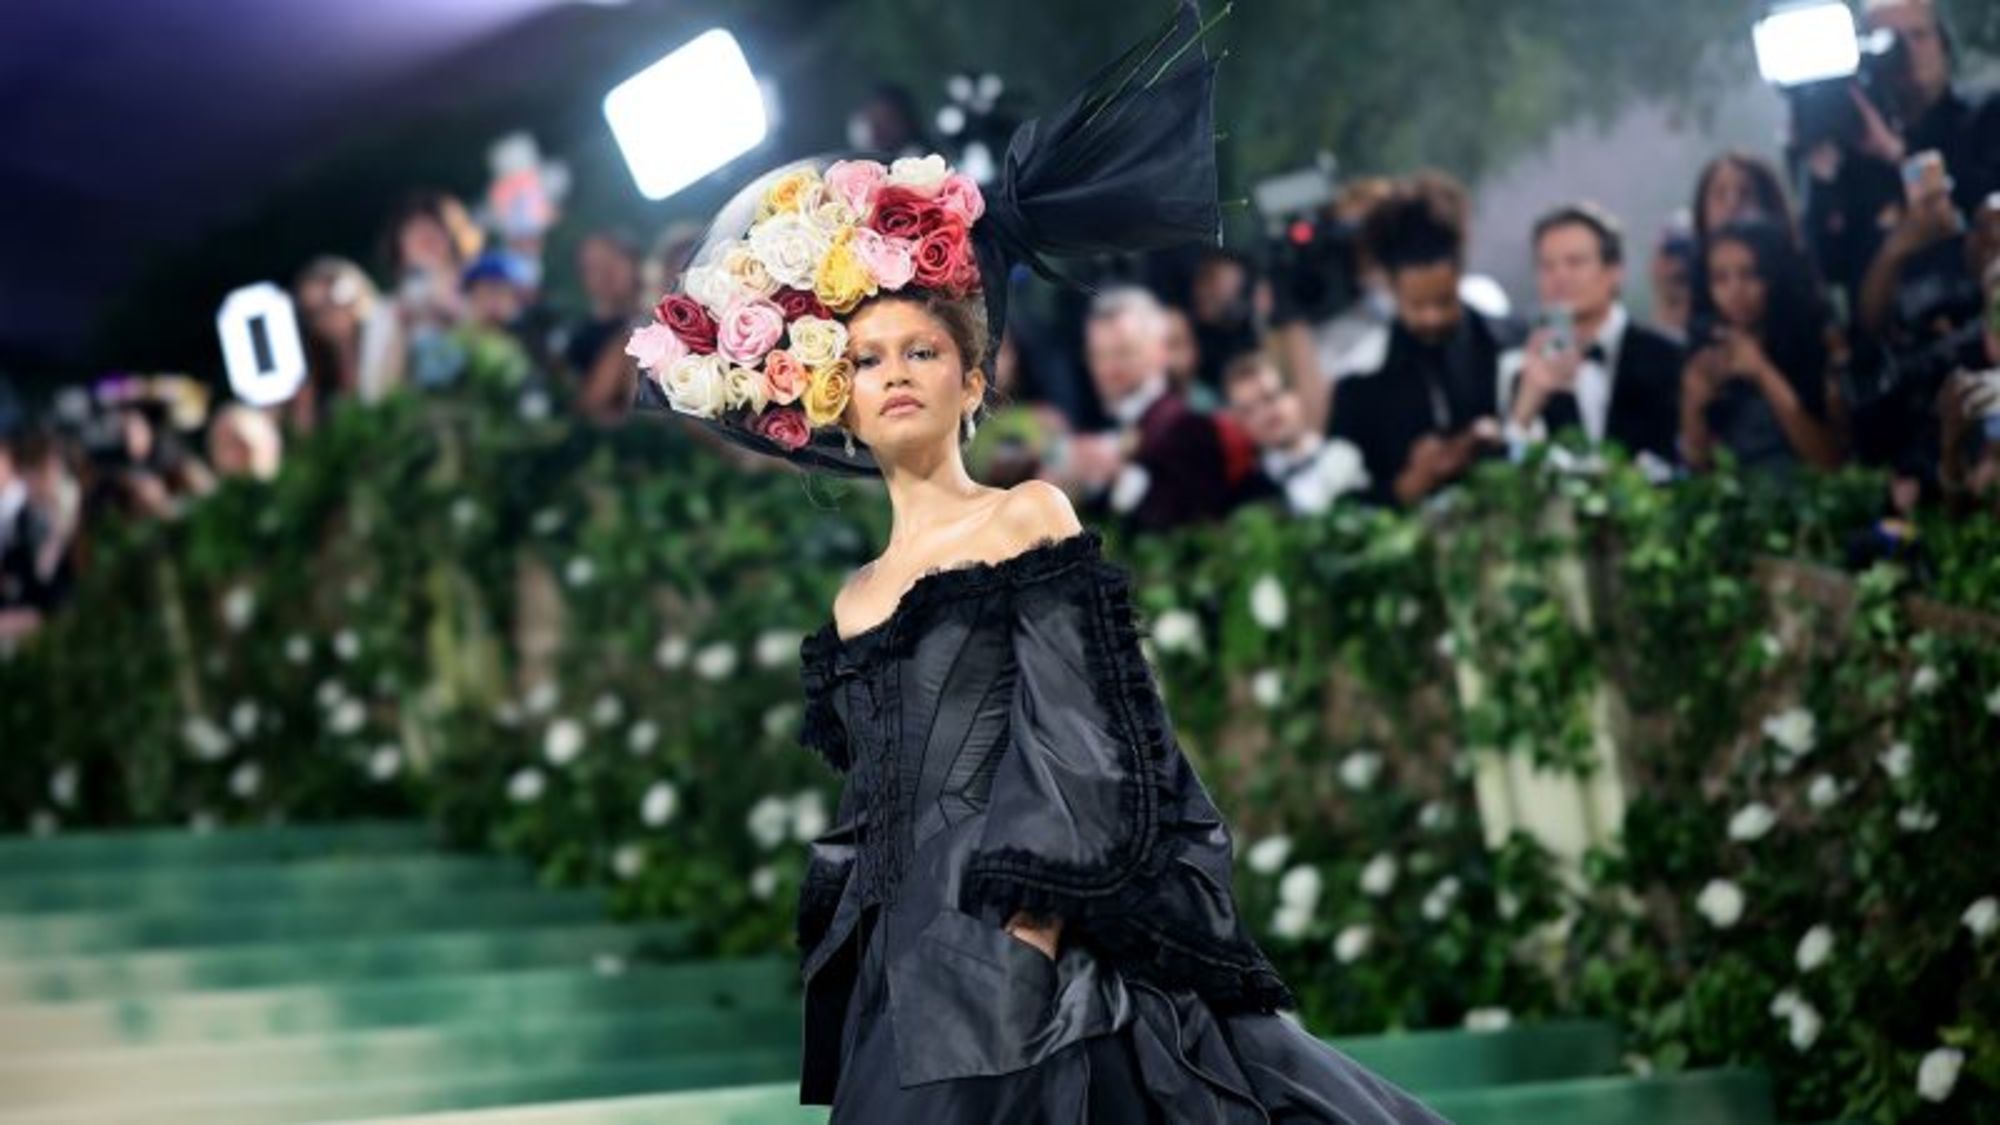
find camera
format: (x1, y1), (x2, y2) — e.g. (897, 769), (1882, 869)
(1252, 158), (1363, 325)
(1752, 1), (1914, 151)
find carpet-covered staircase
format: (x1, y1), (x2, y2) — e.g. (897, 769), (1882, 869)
(0, 821), (1777, 1124)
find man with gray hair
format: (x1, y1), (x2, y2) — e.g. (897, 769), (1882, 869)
(1070, 285), (1254, 532)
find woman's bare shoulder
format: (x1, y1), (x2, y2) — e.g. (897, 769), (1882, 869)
(990, 480), (1083, 553)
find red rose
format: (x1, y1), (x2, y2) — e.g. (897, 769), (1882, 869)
(751, 405), (812, 451)
(911, 223), (980, 296)
(869, 185), (951, 241)
(772, 287), (831, 322)
(654, 294), (718, 354)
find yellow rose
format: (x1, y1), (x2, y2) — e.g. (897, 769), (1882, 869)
(759, 168), (823, 219)
(802, 358), (854, 427)
(814, 228), (878, 314)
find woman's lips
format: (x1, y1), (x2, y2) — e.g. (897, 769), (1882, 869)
(881, 399), (923, 416)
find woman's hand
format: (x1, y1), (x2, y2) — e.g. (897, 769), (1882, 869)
(1714, 327), (1776, 385)
(1004, 910), (1062, 961)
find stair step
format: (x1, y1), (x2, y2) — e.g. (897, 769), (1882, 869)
(0, 854), (535, 914)
(0, 886), (609, 958)
(0, 820), (438, 873)
(0, 920), (691, 1003)
(1426, 1068), (1776, 1125)
(342, 1084), (828, 1125)
(1327, 1020), (1623, 1092)
(0, 957), (796, 1051)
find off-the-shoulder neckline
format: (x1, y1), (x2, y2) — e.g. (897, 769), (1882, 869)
(808, 526), (1104, 657)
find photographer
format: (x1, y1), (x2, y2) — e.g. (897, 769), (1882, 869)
(1799, 0), (2000, 297)
(1680, 218), (1845, 474)
(1937, 261), (2000, 516)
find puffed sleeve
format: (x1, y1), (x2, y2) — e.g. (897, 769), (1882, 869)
(957, 549), (1296, 1014)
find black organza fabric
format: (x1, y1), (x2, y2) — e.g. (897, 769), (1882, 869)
(790, 528), (1448, 1122)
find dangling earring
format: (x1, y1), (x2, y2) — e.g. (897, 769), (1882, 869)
(843, 427), (857, 457)
(963, 411), (977, 442)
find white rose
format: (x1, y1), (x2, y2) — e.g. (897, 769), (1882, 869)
(1961, 896), (1998, 940)
(1768, 987), (1801, 1018)
(655, 634), (690, 670)
(1910, 664), (1941, 696)
(1917, 1046), (1964, 1103)
(611, 843), (646, 880)
(368, 745), (402, 781)
(1249, 574), (1287, 630)
(1498, 889), (1522, 921)
(658, 353), (731, 420)
(531, 508), (563, 535)
(627, 720), (660, 755)
(543, 719), (585, 767)
(1760, 707), (1816, 757)
(523, 681), (558, 716)
(1795, 925), (1833, 972)
(1152, 609), (1202, 654)
(682, 262), (748, 317)
(228, 761), (262, 799)
(1418, 801), (1453, 831)
(1339, 751), (1383, 791)
(1277, 864), (1323, 910)
(333, 630), (361, 662)
(694, 641), (738, 681)
(181, 717), (234, 761)
(746, 213), (831, 290)
(221, 586), (257, 631)
(1878, 742), (1914, 781)
(564, 557), (596, 588)
(757, 630), (803, 669)
(1250, 668), (1283, 709)
(229, 700), (261, 739)
(886, 153), (951, 196)
(507, 767), (546, 804)
(746, 795), (792, 849)
(721, 243), (781, 300)
(762, 703), (800, 741)
(1785, 999), (1823, 1051)
(750, 865), (781, 900)
(791, 789), (829, 841)
(1728, 802), (1777, 842)
(1896, 804), (1939, 832)
(48, 764), (78, 808)
(449, 497), (479, 530)
(328, 699), (366, 736)
(1245, 835), (1292, 875)
(784, 316), (849, 369)
(284, 635), (312, 665)
(1987, 684), (2000, 716)
(1333, 924), (1372, 963)
(1360, 853), (1399, 897)
(1806, 774), (1841, 810)
(1757, 631), (1784, 661)
(1421, 876), (1462, 922)
(1696, 878), (1745, 928)
(1463, 1008), (1512, 1032)
(641, 780), (679, 827)
(590, 694), (624, 729)
(1270, 900), (1313, 940)
(724, 364), (769, 413)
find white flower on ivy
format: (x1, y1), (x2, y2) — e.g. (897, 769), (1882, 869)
(640, 781), (679, 828)
(756, 630), (803, 669)
(1961, 897), (1998, 941)
(627, 720), (659, 755)
(1250, 668), (1283, 709)
(1896, 804), (1939, 833)
(1909, 664), (1941, 697)
(1153, 609), (1202, 654)
(1728, 802), (1778, 842)
(1249, 575), (1287, 631)
(182, 716), (233, 761)
(333, 630), (361, 662)
(221, 586), (257, 632)
(229, 700), (261, 739)
(1277, 865), (1323, 911)
(519, 390), (552, 422)
(544, 719), (585, 767)
(1270, 901), (1313, 940)
(1760, 707), (1816, 757)
(368, 745), (402, 781)
(1333, 924), (1373, 963)
(1396, 598), (1421, 627)
(1878, 742), (1914, 781)
(523, 681), (558, 717)
(694, 642), (738, 681)
(1917, 1046), (1964, 1103)
(762, 703), (800, 741)
(1696, 878), (1745, 928)
(1795, 925), (1834, 972)
(228, 761), (262, 799)
(749, 865), (780, 900)
(1497, 890), (1522, 921)
(1245, 835), (1292, 875)
(589, 694), (625, 729)
(1987, 684), (2000, 716)
(29, 810), (58, 837)
(611, 843), (645, 880)
(316, 680), (346, 709)
(564, 557), (597, 588)
(1339, 751), (1383, 791)
(747, 795), (792, 849)
(285, 635), (312, 665)
(328, 699), (366, 737)
(1359, 853), (1399, 898)
(1421, 876), (1462, 922)
(1757, 631), (1784, 661)
(449, 497), (479, 530)
(1463, 1008), (1512, 1032)
(1785, 999), (1822, 1051)
(791, 789), (829, 841)
(493, 701), (522, 728)
(530, 507), (563, 536)
(1806, 774), (1842, 810)
(506, 767), (546, 803)
(1436, 632), (1457, 660)
(188, 810), (218, 835)
(48, 764), (78, 808)
(1418, 802), (1453, 831)
(655, 634), (690, 670)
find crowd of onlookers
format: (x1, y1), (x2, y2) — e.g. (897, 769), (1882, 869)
(3, 0), (1996, 649)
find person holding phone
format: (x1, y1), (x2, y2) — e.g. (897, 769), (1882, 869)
(1679, 218), (1845, 474)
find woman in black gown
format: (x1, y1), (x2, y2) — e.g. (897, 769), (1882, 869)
(627, 6), (1450, 1119)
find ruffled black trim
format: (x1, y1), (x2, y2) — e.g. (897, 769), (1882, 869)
(797, 628), (852, 773)
(958, 550), (1297, 1015)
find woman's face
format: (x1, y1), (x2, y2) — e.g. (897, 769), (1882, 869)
(843, 299), (982, 465)
(1707, 239), (1767, 330)
(398, 214), (456, 273)
(578, 237), (639, 314)
(1702, 162), (1756, 236)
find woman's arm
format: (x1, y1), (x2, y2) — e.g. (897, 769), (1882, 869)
(1678, 349), (1720, 472)
(1745, 354), (1844, 471)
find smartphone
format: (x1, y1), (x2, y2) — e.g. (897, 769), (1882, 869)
(1900, 150), (1950, 203)
(1538, 305), (1575, 358)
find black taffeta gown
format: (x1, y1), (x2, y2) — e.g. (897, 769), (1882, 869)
(792, 527), (1449, 1123)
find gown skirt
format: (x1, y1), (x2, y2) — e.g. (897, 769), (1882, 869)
(827, 903), (1451, 1124)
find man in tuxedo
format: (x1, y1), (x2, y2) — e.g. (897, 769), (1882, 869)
(1500, 202), (1683, 466)
(1223, 354), (1370, 516)
(1329, 180), (1517, 507)
(1074, 286), (1257, 532)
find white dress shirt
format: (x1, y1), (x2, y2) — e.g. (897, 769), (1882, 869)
(1499, 302), (1629, 448)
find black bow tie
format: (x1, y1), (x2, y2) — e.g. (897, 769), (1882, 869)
(1582, 342), (1607, 365)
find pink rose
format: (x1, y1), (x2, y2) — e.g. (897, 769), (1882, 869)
(716, 296), (786, 366)
(853, 227), (917, 290)
(761, 349), (809, 405)
(935, 173), (985, 225)
(751, 405), (813, 451)
(824, 159), (888, 218)
(911, 223), (980, 296)
(624, 321), (687, 373)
